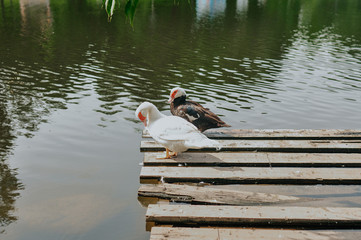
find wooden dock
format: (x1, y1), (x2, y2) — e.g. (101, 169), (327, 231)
(138, 129), (361, 239)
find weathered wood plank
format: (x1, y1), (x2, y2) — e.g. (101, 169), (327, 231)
(144, 152), (361, 167)
(143, 129), (361, 139)
(150, 227), (357, 240)
(146, 205), (361, 228)
(140, 139), (361, 153)
(140, 167), (361, 184)
(138, 183), (301, 205)
(203, 129), (361, 140)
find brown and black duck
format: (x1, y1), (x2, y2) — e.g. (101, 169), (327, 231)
(168, 87), (231, 132)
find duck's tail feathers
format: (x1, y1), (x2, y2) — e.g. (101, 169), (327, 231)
(186, 135), (222, 151)
(219, 123), (231, 128)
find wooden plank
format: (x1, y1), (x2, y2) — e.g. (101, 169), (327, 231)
(204, 129), (361, 140)
(150, 227), (357, 240)
(143, 129), (361, 139)
(144, 152), (361, 167)
(146, 205), (361, 229)
(140, 139), (361, 153)
(140, 166), (361, 184)
(138, 183), (302, 205)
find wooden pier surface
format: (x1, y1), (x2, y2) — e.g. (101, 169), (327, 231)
(150, 227), (359, 240)
(138, 129), (361, 239)
(146, 205), (361, 228)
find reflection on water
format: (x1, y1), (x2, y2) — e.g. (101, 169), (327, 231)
(0, 162), (24, 233)
(0, 0), (361, 239)
(0, 99), (24, 231)
(197, 0), (226, 18)
(196, 0), (249, 19)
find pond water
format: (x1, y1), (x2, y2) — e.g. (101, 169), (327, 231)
(1, 0), (361, 239)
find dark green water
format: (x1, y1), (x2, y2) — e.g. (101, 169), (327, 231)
(1, 0), (361, 239)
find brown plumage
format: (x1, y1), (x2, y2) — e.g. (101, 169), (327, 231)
(168, 87), (231, 132)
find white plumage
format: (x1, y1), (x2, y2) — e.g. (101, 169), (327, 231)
(135, 102), (220, 158)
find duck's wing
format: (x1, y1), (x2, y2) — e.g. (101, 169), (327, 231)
(174, 101), (204, 122)
(171, 104), (189, 120)
(186, 100), (227, 125)
(149, 116), (221, 150)
(150, 116), (199, 141)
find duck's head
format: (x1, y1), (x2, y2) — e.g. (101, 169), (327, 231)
(135, 102), (163, 127)
(168, 87), (186, 103)
(135, 102), (154, 127)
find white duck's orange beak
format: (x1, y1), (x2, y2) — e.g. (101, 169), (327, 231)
(168, 89), (178, 103)
(138, 112), (147, 127)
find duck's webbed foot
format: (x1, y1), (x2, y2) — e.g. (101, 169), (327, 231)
(170, 152), (178, 157)
(157, 148), (176, 159)
(164, 148), (173, 159)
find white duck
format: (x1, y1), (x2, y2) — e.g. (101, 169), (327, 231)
(135, 102), (220, 159)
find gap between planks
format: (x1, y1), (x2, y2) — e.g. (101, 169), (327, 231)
(146, 204), (361, 229)
(143, 152), (361, 167)
(140, 139), (361, 153)
(143, 129), (361, 140)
